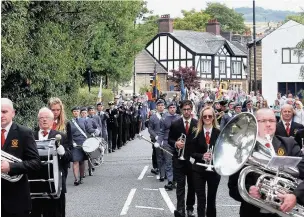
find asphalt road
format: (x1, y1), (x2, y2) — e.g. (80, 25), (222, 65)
(66, 129), (240, 217)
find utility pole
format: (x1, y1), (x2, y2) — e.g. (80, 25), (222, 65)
(133, 20), (136, 96)
(253, 0), (257, 94)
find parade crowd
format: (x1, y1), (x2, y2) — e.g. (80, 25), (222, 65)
(1, 86), (304, 217)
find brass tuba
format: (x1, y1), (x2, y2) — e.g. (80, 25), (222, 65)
(1, 151), (23, 182)
(213, 112), (304, 217)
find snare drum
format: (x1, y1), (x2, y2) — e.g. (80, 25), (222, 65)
(82, 137), (104, 167)
(29, 139), (62, 199)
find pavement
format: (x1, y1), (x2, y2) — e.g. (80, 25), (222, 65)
(66, 129), (240, 217)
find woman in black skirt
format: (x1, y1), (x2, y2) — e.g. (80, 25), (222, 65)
(191, 106), (221, 217)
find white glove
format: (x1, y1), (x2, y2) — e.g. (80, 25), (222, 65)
(155, 136), (158, 141)
(57, 145), (65, 156)
(154, 142), (160, 148)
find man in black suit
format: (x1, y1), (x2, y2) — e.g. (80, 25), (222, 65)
(275, 104), (304, 138)
(241, 99), (256, 113)
(168, 100), (198, 217)
(106, 101), (119, 153)
(228, 108), (304, 217)
(1, 98), (41, 217)
(295, 128), (304, 150)
(31, 107), (72, 217)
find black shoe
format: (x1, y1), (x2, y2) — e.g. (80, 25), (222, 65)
(186, 210), (195, 217)
(174, 210), (185, 217)
(108, 149), (112, 153)
(164, 182), (174, 191)
(88, 169), (93, 176)
(150, 168), (159, 175)
(74, 179), (80, 186)
(159, 177), (165, 182)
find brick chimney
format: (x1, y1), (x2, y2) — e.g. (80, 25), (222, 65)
(206, 19), (220, 35)
(158, 14), (174, 33)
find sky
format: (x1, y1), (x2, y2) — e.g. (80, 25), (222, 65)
(146, 0), (304, 18)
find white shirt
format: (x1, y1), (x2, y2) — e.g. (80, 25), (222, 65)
(256, 136), (276, 156)
(38, 129), (51, 141)
(203, 127), (213, 138)
(282, 120), (292, 130)
(2, 121), (13, 138)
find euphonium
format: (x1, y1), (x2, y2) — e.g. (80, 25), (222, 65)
(213, 112), (304, 217)
(1, 151), (23, 182)
(177, 133), (187, 160)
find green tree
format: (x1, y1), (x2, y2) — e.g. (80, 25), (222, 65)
(205, 2), (247, 33)
(174, 9), (211, 31)
(1, 1), (153, 127)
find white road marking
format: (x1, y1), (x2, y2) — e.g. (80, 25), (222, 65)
(143, 188), (159, 191)
(138, 165), (149, 180)
(120, 188), (137, 215)
(146, 176), (154, 177)
(135, 205), (164, 210)
(159, 188), (175, 213)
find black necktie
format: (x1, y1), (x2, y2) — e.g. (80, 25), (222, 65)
(160, 113), (163, 117)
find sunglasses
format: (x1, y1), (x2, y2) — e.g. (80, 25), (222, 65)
(203, 115), (213, 119)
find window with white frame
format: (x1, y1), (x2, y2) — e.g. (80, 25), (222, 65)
(219, 60), (226, 74)
(232, 61), (242, 75)
(282, 48), (304, 64)
(201, 60), (211, 74)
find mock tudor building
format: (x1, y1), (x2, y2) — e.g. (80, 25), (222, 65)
(134, 14), (249, 93)
(248, 20), (304, 105)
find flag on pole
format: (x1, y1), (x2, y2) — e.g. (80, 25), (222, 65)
(152, 65), (159, 99)
(180, 76), (186, 100)
(97, 76), (103, 102)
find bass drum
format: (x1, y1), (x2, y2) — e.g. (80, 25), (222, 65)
(29, 139), (62, 199)
(82, 137), (105, 167)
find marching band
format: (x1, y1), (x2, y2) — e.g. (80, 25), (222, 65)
(1, 93), (304, 217)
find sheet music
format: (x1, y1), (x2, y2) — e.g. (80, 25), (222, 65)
(267, 156), (302, 170)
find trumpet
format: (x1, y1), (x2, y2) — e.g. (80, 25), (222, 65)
(1, 151), (23, 182)
(177, 133), (187, 160)
(137, 134), (173, 156)
(196, 146), (214, 171)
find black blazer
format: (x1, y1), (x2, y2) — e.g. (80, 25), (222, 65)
(275, 121), (304, 138)
(295, 128), (304, 149)
(34, 129), (72, 193)
(168, 118), (198, 163)
(191, 127), (220, 173)
(1, 122), (41, 214)
(228, 136), (304, 216)
(294, 181), (304, 205)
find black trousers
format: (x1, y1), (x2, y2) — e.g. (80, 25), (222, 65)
(30, 193), (66, 217)
(151, 143), (158, 169)
(173, 160), (195, 214)
(2, 210), (29, 217)
(193, 170), (221, 217)
(107, 125), (118, 150)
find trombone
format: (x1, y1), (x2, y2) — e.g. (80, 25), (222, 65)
(196, 146), (214, 171)
(177, 133), (187, 160)
(1, 151), (23, 182)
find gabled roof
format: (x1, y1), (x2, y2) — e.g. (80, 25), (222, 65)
(168, 30), (247, 57)
(247, 20), (304, 46)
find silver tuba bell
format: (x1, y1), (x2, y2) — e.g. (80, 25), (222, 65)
(213, 112), (304, 217)
(177, 133), (187, 160)
(1, 150), (23, 182)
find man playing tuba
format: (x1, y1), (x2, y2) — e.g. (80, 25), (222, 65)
(228, 108), (304, 217)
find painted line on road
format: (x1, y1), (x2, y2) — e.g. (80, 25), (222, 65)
(159, 188), (175, 213)
(143, 188), (159, 191)
(120, 188), (137, 215)
(138, 165), (149, 180)
(135, 205), (164, 210)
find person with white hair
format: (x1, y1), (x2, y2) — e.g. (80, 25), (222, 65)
(31, 107), (72, 217)
(1, 98), (41, 217)
(294, 100), (304, 126)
